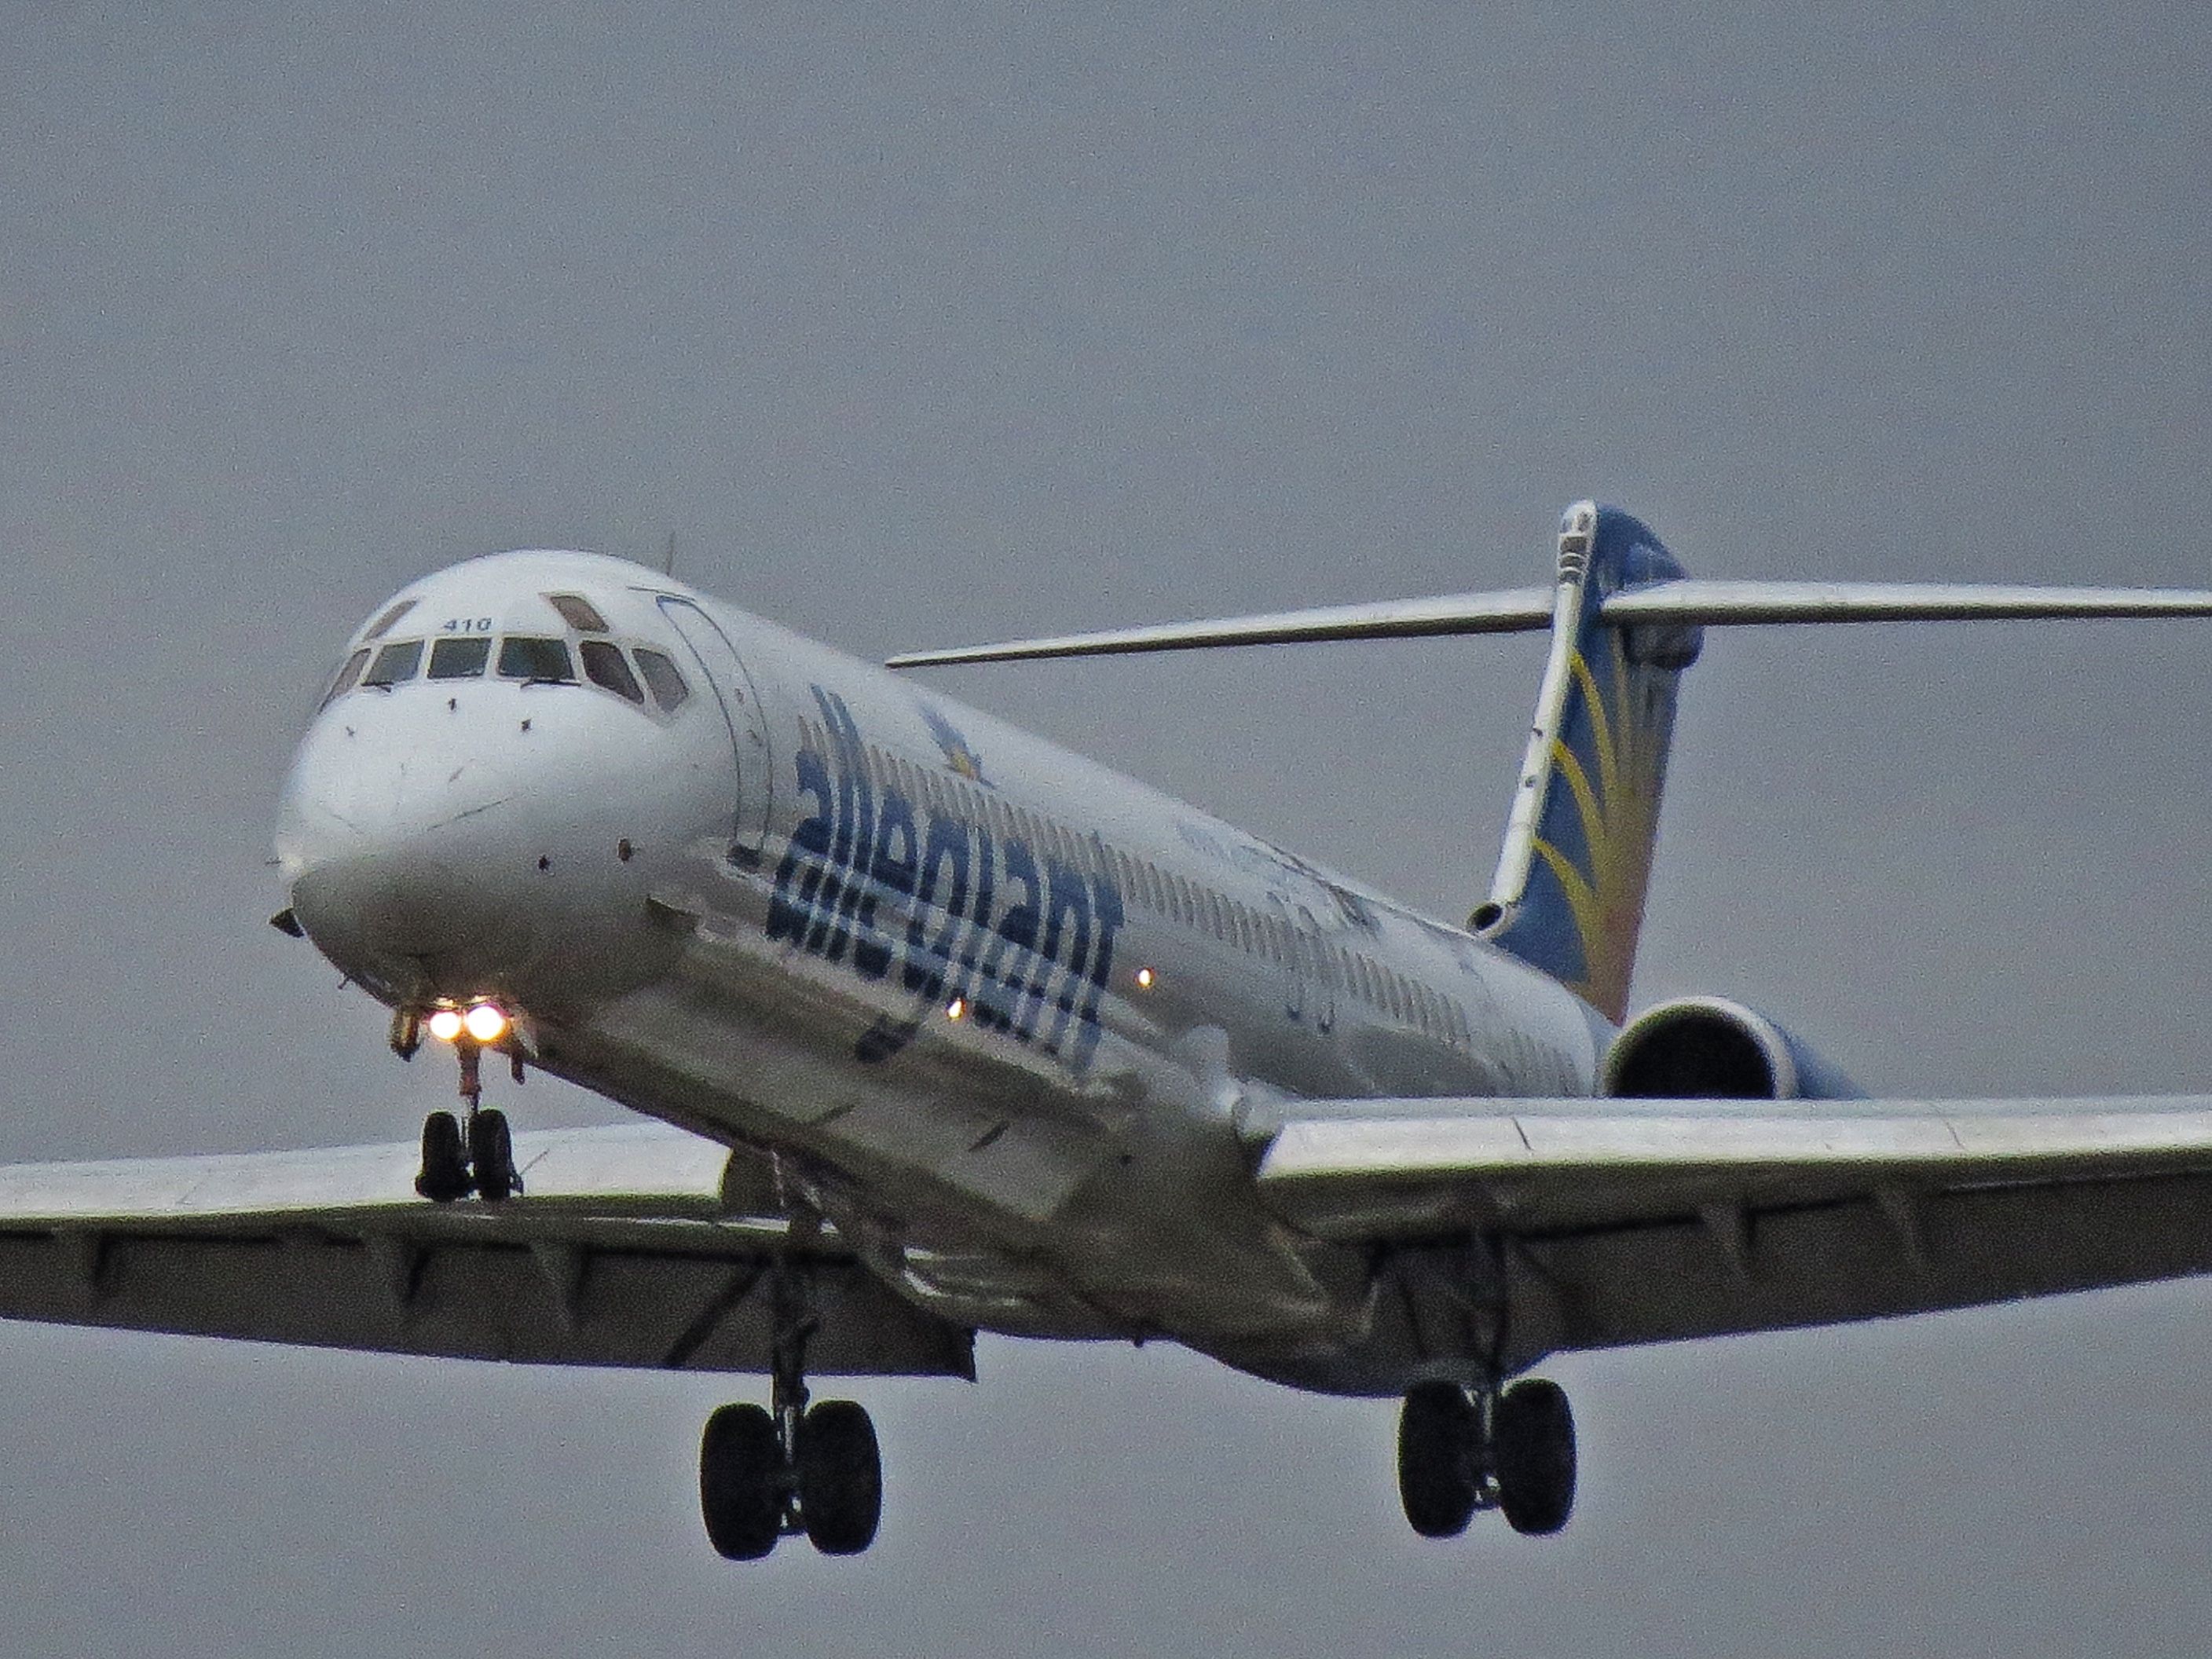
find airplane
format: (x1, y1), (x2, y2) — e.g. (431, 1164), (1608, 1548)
(7, 500), (2212, 1559)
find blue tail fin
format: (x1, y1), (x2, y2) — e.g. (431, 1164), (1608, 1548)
(1473, 503), (1702, 1022)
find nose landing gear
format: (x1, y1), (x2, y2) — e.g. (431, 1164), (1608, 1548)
(410, 1027), (523, 1203)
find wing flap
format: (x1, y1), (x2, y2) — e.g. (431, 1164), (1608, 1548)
(0, 1124), (974, 1380)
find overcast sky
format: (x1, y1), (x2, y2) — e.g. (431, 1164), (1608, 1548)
(3, 2), (2210, 1653)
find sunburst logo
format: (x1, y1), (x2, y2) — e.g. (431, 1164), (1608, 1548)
(1527, 628), (1675, 1022)
(921, 706), (987, 783)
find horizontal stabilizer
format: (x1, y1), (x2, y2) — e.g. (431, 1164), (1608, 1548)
(1600, 580), (2212, 627)
(885, 588), (1555, 666)
(888, 580), (2212, 667)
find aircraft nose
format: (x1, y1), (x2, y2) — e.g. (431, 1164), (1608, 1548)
(276, 723), (542, 997)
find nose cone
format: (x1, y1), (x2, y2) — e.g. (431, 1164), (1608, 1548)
(277, 712), (544, 998)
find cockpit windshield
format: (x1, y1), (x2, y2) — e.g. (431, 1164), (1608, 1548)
(322, 621), (691, 718)
(497, 636), (575, 683)
(428, 637), (493, 679)
(363, 640), (424, 687)
(579, 639), (643, 703)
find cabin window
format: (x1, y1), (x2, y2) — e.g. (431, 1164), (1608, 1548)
(547, 594), (610, 632)
(321, 648), (371, 709)
(580, 640), (644, 704)
(362, 599), (418, 643)
(633, 648), (690, 712)
(428, 637), (493, 680)
(364, 639), (424, 687)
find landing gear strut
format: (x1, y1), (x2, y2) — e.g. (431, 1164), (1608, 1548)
(699, 1260), (883, 1559)
(412, 1035), (522, 1203)
(1397, 1376), (1577, 1538)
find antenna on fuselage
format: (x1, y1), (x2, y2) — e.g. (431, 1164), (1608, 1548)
(663, 532), (678, 577)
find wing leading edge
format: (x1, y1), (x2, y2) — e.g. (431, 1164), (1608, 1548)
(0, 1123), (973, 1380)
(1248, 1095), (2212, 1362)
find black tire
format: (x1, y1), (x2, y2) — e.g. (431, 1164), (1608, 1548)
(1492, 1378), (1576, 1536)
(415, 1111), (469, 1203)
(470, 1108), (515, 1202)
(796, 1400), (883, 1556)
(700, 1404), (783, 1560)
(1397, 1381), (1481, 1539)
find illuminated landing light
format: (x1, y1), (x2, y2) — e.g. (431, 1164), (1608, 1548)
(946, 997), (967, 1022)
(463, 1003), (509, 1043)
(427, 1009), (465, 1043)
(1135, 967), (1155, 990)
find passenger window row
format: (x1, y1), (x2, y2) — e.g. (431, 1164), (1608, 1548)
(322, 635), (691, 714)
(790, 719), (1476, 1052)
(1101, 847), (1470, 1047)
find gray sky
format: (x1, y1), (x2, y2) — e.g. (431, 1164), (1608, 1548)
(3, 2), (2210, 1652)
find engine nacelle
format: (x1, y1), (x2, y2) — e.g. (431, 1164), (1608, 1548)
(1600, 996), (1862, 1101)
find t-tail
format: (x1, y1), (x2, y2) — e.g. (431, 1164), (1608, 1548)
(1471, 503), (1701, 1022)
(887, 501), (2212, 1024)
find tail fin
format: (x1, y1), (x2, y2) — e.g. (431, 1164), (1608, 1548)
(1473, 503), (1701, 1021)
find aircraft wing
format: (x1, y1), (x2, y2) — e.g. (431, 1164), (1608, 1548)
(0, 1123), (973, 1379)
(1247, 1094), (2212, 1359)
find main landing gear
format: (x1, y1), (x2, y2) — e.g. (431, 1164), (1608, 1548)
(700, 1263), (883, 1560)
(1397, 1376), (1577, 1539)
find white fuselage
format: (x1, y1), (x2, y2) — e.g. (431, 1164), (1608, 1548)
(276, 551), (1607, 1387)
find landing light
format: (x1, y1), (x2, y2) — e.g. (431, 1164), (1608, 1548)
(427, 1009), (464, 1042)
(946, 997), (966, 1022)
(463, 1003), (509, 1043)
(1135, 967), (1155, 990)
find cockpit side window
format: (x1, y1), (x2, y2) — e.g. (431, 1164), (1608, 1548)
(428, 636), (493, 680)
(497, 636), (576, 683)
(321, 648), (372, 709)
(362, 599), (419, 643)
(632, 647), (690, 712)
(580, 639), (644, 704)
(547, 594), (610, 632)
(363, 639), (424, 687)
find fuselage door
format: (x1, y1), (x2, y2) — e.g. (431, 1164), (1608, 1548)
(657, 596), (775, 864)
